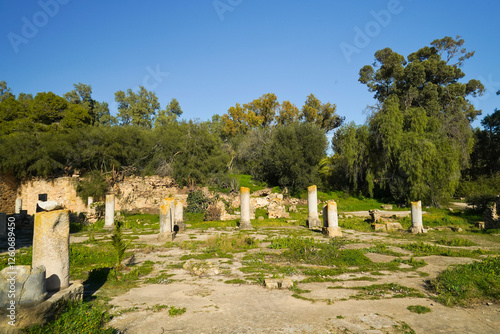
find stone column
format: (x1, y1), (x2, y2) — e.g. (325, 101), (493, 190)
(409, 200), (425, 234)
(32, 210), (70, 292)
(323, 200), (342, 237)
(87, 196), (94, 214)
(15, 198), (22, 214)
(174, 195), (185, 231)
(105, 194), (115, 228)
(159, 197), (175, 241)
(307, 185), (321, 228)
(239, 187), (252, 229)
(0, 213), (6, 238)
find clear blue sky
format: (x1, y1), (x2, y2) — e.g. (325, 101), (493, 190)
(1, 0), (499, 128)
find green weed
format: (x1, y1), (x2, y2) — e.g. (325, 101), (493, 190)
(407, 305), (431, 314)
(429, 256), (500, 306)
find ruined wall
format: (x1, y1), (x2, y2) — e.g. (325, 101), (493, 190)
(17, 177), (87, 215)
(0, 174), (18, 213)
(112, 175), (181, 213)
(15, 175), (182, 215)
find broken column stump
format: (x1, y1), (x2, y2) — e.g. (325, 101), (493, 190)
(32, 210), (70, 292)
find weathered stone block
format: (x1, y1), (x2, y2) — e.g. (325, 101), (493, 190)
(32, 210), (70, 292)
(381, 204), (393, 210)
(264, 278), (293, 289)
(372, 223), (387, 231)
(0, 265), (47, 307)
(386, 222), (403, 231)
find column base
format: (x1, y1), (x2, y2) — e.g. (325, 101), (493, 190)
(307, 218), (322, 229)
(323, 226), (342, 238)
(409, 225), (426, 234)
(158, 231), (175, 242)
(239, 221), (253, 230)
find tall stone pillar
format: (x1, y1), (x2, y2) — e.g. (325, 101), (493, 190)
(174, 195), (185, 231)
(240, 187), (252, 229)
(105, 194), (115, 228)
(0, 213), (6, 238)
(159, 197), (175, 241)
(15, 198), (22, 214)
(323, 200), (342, 237)
(307, 185), (321, 228)
(409, 201), (425, 234)
(32, 210), (70, 292)
(87, 197), (94, 214)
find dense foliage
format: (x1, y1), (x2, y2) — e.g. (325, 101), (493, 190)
(0, 36), (496, 206)
(330, 36), (485, 205)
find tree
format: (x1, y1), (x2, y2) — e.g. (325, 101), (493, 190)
(276, 101), (300, 125)
(0, 81), (14, 102)
(244, 93), (280, 128)
(115, 86), (160, 128)
(300, 94), (344, 132)
(355, 36), (484, 205)
(221, 102), (262, 137)
(155, 98), (183, 127)
(262, 123), (327, 193)
(65, 83), (115, 126)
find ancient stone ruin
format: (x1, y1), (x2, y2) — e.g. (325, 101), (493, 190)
(159, 197), (175, 241)
(323, 200), (342, 237)
(32, 209), (70, 291)
(174, 194), (187, 231)
(239, 187), (252, 229)
(409, 200), (426, 234)
(105, 193), (115, 228)
(484, 195), (500, 229)
(267, 193), (289, 219)
(307, 185), (321, 229)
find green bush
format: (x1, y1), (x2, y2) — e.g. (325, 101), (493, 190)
(430, 257), (500, 306)
(76, 170), (108, 202)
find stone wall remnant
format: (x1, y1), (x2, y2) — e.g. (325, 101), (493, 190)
(267, 193), (289, 219)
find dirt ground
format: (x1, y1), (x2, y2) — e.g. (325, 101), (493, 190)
(100, 226), (500, 334)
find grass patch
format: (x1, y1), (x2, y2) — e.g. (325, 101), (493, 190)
(0, 246), (32, 271)
(407, 305), (431, 314)
(400, 241), (487, 257)
(25, 301), (115, 333)
(435, 237), (477, 247)
(429, 256), (500, 306)
(224, 278), (247, 284)
(351, 283), (425, 300)
(181, 234), (257, 260)
(144, 273), (175, 284)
